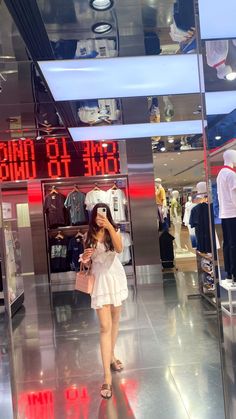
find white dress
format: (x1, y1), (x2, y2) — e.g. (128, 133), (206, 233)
(90, 242), (128, 310)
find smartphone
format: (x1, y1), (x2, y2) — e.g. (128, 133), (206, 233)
(97, 207), (107, 217)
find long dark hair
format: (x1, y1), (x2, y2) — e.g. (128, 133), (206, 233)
(85, 203), (118, 251)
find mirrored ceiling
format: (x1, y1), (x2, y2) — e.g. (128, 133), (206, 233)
(36, 0), (196, 58)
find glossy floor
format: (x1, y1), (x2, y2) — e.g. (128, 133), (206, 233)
(1, 272), (226, 419)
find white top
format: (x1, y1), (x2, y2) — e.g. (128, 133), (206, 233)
(90, 242), (128, 310)
(217, 167), (236, 218)
(183, 202), (196, 226)
(118, 232), (132, 264)
(106, 188), (127, 222)
(85, 189), (107, 211)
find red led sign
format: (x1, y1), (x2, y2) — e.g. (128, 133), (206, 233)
(0, 137), (120, 182)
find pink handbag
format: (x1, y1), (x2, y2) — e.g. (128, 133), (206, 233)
(75, 262), (95, 295)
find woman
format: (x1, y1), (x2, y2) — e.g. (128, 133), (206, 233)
(81, 203), (128, 399)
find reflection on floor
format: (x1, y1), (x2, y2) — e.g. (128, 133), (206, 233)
(0, 272), (226, 419)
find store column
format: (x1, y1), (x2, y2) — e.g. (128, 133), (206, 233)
(116, 0), (161, 281)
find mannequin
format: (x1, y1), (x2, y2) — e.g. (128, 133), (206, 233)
(183, 196), (193, 224)
(155, 178), (167, 222)
(196, 181), (207, 197)
(217, 149), (236, 284)
(183, 196), (197, 249)
(171, 190), (183, 251)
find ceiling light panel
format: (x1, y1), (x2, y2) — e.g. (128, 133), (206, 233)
(198, 0), (236, 39)
(38, 55), (201, 102)
(205, 91), (236, 115)
(68, 120), (204, 141)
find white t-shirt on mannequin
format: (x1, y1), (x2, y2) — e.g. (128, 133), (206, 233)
(183, 201), (196, 226)
(217, 167), (236, 218)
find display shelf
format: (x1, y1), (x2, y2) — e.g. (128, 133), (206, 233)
(220, 281), (236, 316)
(196, 251), (217, 308)
(48, 221), (130, 234)
(48, 225), (88, 233)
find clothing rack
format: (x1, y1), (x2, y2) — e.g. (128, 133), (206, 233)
(42, 175), (136, 292)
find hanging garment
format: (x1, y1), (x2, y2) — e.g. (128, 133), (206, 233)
(76, 39), (98, 58)
(106, 188), (127, 222)
(78, 105), (100, 124)
(189, 203), (216, 254)
(170, 21), (189, 42)
(118, 232), (132, 265)
(206, 40), (232, 80)
(173, 0), (195, 32)
(222, 218), (236, 279)
(98, 99), (120, 122)
(159, 231), (175, 269)
(49, 237), (69, 272)
(144, 31), (161, 55)
(76, 39), (116, 59)
(183, 201), (197, 247)
(4, 228), (16, 277)
(85, 189), (107, 212)
(183, 201), (196, 226)
(217, 166), (236, 219)
(78, 99), (119, 124)
(64, 191), (87, 225)
(44, 192), (66, 228)
(51, 39), (77, 59)
(94, 39), (116, 58)
(68, 237), (84, 271)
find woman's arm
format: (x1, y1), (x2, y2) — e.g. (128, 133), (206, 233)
(97, 215), (123, 253)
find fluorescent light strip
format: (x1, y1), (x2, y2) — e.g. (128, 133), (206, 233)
(205, 91), (236, 115)
(69, 120), (204, 141)
(198, 0), (236, 39)
(38, 55), (201, 101)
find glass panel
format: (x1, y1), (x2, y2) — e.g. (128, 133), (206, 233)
(201, 37), (236, 418)
(0, 185), (33, 311)
(1, 186), (25, 307)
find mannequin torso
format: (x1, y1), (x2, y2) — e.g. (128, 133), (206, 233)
(171, 191), (183, 251)
(217, 150), (236, 218)
(155, 184), (166, 206)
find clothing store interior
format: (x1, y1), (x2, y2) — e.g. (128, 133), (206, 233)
(0, 0), (236, 418)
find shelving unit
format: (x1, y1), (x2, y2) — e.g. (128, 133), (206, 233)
(196, 251), (217, 308)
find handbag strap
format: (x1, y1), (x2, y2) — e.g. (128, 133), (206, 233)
(79, 232), (93, 273)
(80, 260), (91, 273)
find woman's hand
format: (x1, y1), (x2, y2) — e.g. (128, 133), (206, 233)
(81, 247), (94, 263)
(96, 214), (113, 231)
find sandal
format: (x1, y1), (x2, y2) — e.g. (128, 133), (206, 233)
(100, 383), (112, 399)
(110, 359), (124, 372)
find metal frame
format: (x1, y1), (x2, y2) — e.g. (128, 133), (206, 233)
(220, 282), (236, 316)
(0, 182), (26, 317)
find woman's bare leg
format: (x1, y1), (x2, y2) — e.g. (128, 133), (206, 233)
(96, 305), (112, 397)
(111, 305), (122, 367)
